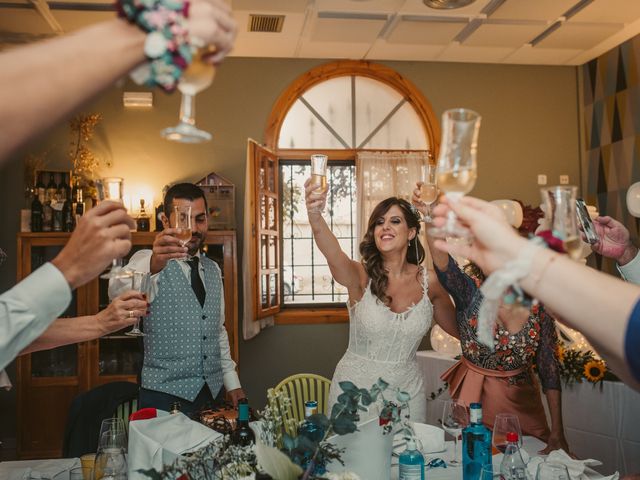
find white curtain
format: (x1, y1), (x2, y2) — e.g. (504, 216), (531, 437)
(355, 151), (429, 262)
(242, 146), (274, 340)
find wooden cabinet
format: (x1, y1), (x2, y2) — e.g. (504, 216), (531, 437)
(15, 231), (238, 459)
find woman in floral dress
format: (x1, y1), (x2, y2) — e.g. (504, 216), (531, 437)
(413, 185), (570, 454)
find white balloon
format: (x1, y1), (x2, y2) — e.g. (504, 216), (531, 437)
(627, 182), (640, 217)
(490, 199), (524, 228)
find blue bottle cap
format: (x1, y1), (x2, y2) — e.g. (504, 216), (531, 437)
(470, 402), (482, 409)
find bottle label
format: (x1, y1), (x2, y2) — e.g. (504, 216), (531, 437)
(470, 408), (482, 424)
(238, 403), (250, 422)
(399, 464), (423, 480)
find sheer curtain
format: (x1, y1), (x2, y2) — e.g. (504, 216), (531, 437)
(355, 151), (430, 261)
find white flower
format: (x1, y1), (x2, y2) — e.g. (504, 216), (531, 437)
(324, 472), (362, 480)
(144, 31), (168, 58)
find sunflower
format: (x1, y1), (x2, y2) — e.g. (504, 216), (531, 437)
(584, 360), (606, 383)
(555, 344), (565, 363)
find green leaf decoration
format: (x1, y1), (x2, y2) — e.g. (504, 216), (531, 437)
(376, 378), (389, 390)
(283, 433), (295, 451)
(332, 416), (358, 435)
(339, 381), (358, 393)
(255, 442), (303, 480)
(307, 414), (330, 430)
(396, 391), (411, 403)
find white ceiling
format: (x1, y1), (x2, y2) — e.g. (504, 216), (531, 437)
(2, 0), (640, 65)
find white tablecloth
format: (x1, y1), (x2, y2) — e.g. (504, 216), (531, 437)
(0, 458), (80, 480)
(417, 350), (640, 475)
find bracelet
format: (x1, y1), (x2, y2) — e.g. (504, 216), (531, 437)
(117, 0), (192, 92)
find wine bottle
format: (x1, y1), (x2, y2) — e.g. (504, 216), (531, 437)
(232, 398), (255, 446)
(62, 199), (74, 232)
(136, 199), (151, 232)
(46, 174), (57, 203)
(36, 174), (46, 204)
(462, 403), (492, 480)
(31, 193), (43, 232)
(42, 201), (53, 232)
(58, 174), (71, 202)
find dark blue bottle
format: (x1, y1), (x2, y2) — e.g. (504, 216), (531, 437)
(462, 402), (492, 480)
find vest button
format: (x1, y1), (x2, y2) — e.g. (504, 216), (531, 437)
(203, 335), (207, 340)
(202, 315), (206, 319)
(204, 355), (208, 360)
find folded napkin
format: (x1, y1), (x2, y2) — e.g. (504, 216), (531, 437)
(128, 411), (221, 480)
(527, 450), (618, 480)
(0, 458), (80, 480)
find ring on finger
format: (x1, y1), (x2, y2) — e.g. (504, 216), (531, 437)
(128, 310), (135, 318)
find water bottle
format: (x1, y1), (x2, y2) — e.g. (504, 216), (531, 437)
(462, 403), (492, 480)
(499, 431), (528, 480)
(399, 438), (424, 480)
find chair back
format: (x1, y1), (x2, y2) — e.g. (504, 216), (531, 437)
(269, 373), (331, 436)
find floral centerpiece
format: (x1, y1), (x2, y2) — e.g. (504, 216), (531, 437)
(555, 343), (618, 385)
(141, 378), (415, 480)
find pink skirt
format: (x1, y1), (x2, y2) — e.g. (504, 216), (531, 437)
(441, 357), (550, 441)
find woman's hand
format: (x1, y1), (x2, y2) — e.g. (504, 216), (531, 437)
(539, 431), (572, 456)
(431, 195), (531, 275)
(411, 181), (429, 216)
(304, 177), (328, 216)
(97, 290), (148, 335)
(190, 0), (238, 65)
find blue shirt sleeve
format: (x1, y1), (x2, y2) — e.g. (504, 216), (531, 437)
(625, 298), (640, 382)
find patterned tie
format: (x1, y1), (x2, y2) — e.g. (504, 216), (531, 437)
(187, 256), (206, 307)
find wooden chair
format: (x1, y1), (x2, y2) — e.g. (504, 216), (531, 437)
(268, 373), (331, 436)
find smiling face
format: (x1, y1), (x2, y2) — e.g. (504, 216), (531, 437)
(372, 204), (416, 254)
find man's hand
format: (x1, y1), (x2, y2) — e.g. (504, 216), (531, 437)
(227, 388), (246, 407)
(539, 431), (572, 457)
(592, 216), (638, 265)
(149, 228), (188, 275)
(97, 290), (148, 336)
(51, 201), (135, 289)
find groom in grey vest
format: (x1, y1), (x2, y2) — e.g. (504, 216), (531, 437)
(110, 183), (244, 414)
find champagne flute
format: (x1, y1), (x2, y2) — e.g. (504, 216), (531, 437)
(161, 48), (215, 143)
(441, 399), (469, 465)
(308, 154), (328, 213)
(428, 108), (481, 238)
(420, 163), (438, 222)
(173, 205), (192, 260)
(96, 178), (131, 280)
(492, 413), (523, 453)
(541, 186), (581, 260)
(125, 271), (150, 337)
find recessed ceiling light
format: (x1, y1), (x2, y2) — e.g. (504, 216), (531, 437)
(423, 0), (477, 9)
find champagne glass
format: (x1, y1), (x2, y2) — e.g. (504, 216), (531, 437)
(96, 178), (131, 280)
(536, 462), (571, 480)
(308, 154), (328, 214)
(173, 205), (192, 260)
(161, 48), (215, 143)
(428, 108), (481, 238)
(492, 413), (523, 453)
(420, 163), (438, 222)
(125, 271), (150, 337)
(441, 399), (469, 465)
(541, 186), (581, 260)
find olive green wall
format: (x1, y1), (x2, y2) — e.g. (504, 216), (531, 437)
(0, 58), (581, 452)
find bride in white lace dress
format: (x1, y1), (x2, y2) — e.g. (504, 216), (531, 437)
(305, 182), (458, 423)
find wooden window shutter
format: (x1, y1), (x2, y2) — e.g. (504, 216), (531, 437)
(248, 139), (281, 319)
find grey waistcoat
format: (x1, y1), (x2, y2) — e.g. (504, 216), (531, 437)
(142, 257), (223, 402)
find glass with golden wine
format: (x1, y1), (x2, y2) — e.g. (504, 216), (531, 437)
(421, 163), (438, 222)
(310, 154), (328, 194)
(96, 177), (132, 280)
(541, 185), (582, 260)
(161, 48), (215, 143)
(428, 108), (481, 238)
(173, 205), (193, 260)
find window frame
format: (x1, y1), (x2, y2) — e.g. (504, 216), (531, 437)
(260, 60), (439, 325)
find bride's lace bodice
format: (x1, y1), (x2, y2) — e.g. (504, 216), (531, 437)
(328, 268), (433, 423)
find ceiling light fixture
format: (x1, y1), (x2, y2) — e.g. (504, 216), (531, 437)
(423, 0), (477, 9)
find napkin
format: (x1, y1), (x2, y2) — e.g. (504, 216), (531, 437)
(128, 412), (221, 480)
(527, 450), (618, 480)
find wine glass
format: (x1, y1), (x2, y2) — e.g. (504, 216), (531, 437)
(125, 271), (150, 337)
(94, 431), (127, 480)
(441, 399), (469, 465)
(492, 413), (523, 453)
(173, 205), (192, 260)
(161, 48), (215, 143)
(96, 178), (130, 280)
(541, 186), (581, 260)
(98, 418), (127, 446)
(536, 462), (571, 480)
(428, 108), (481, 238)
(420, 163), (438, 222)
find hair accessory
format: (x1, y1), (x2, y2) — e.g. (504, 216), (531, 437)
(408, 203), (422, 222)
(117, 0), (192, 92)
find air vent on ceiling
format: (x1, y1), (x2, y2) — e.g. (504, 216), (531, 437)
(248, 14), (285, 33)
(423, 0), (477, 9)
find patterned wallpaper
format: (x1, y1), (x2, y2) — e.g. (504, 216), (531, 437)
(583, 34), (640, 271)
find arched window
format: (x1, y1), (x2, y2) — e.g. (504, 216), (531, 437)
(252, 61), (438, 323)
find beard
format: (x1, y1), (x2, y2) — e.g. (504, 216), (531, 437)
(188, 232), (206, 256)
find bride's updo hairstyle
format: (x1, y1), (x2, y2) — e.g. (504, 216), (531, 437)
(359, 197), (425, 305)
